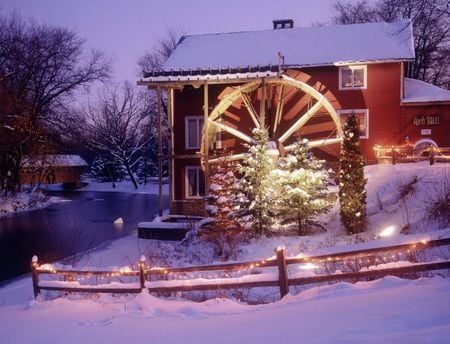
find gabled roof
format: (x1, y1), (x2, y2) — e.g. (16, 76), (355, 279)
(403, 78), (450, 104)
(21, 155), (88, 168)
(161, 20), (414, 74)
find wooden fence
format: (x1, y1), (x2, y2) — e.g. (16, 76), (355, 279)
(31, 237), (450, 300)
(373, 145), (450, 165)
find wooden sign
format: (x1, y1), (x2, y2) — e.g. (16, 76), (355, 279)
(413, 115), (440, 126)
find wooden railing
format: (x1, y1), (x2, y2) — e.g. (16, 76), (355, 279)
(373, 145), (450, 165)
(31, 237), (450, 300)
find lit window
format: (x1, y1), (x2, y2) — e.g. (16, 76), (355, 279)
(185, 166), (205, 198)
(185, 116), (204, 149)
(339, 65), (367, 90)
(338, 109), (369, 139)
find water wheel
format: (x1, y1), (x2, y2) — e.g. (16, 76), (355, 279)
(202, 75), (343, 164)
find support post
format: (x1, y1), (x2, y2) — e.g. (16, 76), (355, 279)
(157, 86), (163, 217)
(276, 247), (289, 299)
(260, 78), (266, 128)
(139, 255), (146, 290)
(203, 82), (209, 195)
(31, 255), (40, 298)
(391, 148), (396, 165)
(429, 147), (435, 165)
(168, 88), (174, 211)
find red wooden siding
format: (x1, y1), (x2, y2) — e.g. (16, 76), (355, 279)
(171, 62), (448, 207)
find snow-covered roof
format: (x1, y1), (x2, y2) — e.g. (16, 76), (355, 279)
(21, 155), (88, 168)
(402, 78), (450, 104)
(160, 20), (414, 73)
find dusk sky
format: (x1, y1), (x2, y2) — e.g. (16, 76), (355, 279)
(1, 0), (337, 82)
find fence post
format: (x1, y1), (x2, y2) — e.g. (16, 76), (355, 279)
(31, 255), (40, 298)
(276, 247), (289, 299)
(139, 255), (146, 290)
(429, 147), (435, 165)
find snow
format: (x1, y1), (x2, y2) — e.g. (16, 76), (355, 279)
(403, 77), (450, 103)
(0, 162), (449, 343)
(21, 154), (88, 167)
(0, 190), (53, 218)
(162, 20), (414, 72)
(0, 276), (448, 343)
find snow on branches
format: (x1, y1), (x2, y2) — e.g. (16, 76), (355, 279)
(207, 129), (332, 237)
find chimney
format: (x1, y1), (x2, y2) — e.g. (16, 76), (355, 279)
(273, 19), (294, 29)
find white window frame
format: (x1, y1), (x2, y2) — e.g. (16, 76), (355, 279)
(185, 116), (204, 150)
(185, 166), (204, 199)
(337, 109), (369, 139)
(338, 65), (367, 90)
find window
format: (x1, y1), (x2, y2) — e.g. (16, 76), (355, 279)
(185, 116), (204, 149)
(338, 109), (369, 139)
(339, 65), (367, 90)
(185, 166), (205, 198)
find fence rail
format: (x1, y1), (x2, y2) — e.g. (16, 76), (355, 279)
(31, 237), (450, 300)
(373, 145), (450, 165)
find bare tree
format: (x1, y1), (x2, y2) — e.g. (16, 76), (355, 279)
(82, 82), (154, 189)
(331, 0), (450, 88)
(134, 29), (184, 182)
(0, 12), (111, 193)
(137, 29), (183, 73)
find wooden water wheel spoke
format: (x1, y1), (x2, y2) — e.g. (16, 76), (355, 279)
(208, 119), (254, 144)
(241, 92), (260, 128)
(208, 153), (247, 164)
(273, 84), (285, 136)
(284, 137), (342, 151)
(278, 98), (324, 144)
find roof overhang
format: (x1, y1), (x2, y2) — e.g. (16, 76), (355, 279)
(401, 100), (450, 106)
(137, 70), (279, 88)
(137, 58), (412, 89)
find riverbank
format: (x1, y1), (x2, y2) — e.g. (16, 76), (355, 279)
(0, 190), (53, 218)
(0, 179), (168, 218)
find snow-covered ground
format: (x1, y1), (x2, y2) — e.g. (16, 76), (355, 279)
(0, 162), (449, 343)
(0, 275), (448, 344)
(0, 189), (53, 218)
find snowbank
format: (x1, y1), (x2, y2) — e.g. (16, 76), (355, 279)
(0, 191), (52, 218)
(0, 275), (448, 343)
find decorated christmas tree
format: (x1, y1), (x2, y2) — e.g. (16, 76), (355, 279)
(275, 139), (331, 235)
(202, 155), (243, 258)
(339, 113), (367, 234)
(235, 128), (276, 235)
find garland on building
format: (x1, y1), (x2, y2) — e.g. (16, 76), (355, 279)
(339, 113), (367, 234)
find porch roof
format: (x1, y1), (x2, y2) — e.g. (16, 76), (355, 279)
(403, 78), (450, 104)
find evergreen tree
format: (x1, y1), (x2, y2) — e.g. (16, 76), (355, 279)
(235, 128), (276, 235)
(89, 155), (126, 185)
(275, 139), (331, 235)
(339, 113), (367, 234)
(201, 157), (243, 259)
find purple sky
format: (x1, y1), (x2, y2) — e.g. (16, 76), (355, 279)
(1, 0), (337, 82)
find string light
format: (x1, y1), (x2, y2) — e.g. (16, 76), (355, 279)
(33, 237), (439, 294)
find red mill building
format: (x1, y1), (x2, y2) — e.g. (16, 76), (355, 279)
(138, 20), (450, 216)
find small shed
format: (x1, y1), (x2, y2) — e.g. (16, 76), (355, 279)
(20, 155), (88, 186)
